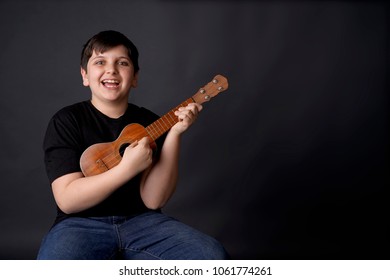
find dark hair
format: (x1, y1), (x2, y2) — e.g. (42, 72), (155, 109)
(80, 30), (139, 73)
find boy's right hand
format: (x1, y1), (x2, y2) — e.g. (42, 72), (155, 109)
(120, 137), (153, 175)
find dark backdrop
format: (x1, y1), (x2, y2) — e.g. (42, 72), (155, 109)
(0, 0), (388, 259)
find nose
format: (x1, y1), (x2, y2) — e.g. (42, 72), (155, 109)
(105, 62), (118, 74)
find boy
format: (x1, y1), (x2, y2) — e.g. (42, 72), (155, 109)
(37, 30), (227, 259)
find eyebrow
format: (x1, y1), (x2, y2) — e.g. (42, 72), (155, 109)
(91, 55), (131, 61)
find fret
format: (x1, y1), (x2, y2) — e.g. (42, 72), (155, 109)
(157, 118), (167, 131)
(146, 99), (190, 138)
(160, 115), (170, 128)
(151, 127), (158, 140)
(151, 122), (161, 136)
(146, 96), (212, 139)
(154, 120), (162, 132)
(80, 74), (228, 177)
(156, 122), (164, 135)
(166, 111), (177, 125)
(145, 126), (156, 140)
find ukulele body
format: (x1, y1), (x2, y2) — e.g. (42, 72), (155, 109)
(79, 74), (228, 177)
(80, 123), (156, 177)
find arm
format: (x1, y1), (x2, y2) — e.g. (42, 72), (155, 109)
(140, 103), (203, 209)
(52, 103), (201, 214)
(52, 138), (153, 214)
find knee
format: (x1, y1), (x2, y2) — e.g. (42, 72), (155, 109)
(182, 232), (228, 260)
(201, 237), (229, 260)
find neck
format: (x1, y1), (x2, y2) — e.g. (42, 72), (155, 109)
(90, 98), (128, 119)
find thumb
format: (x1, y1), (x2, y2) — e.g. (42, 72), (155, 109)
(139, 137), (150, 145)
(129, 140), (138, 148)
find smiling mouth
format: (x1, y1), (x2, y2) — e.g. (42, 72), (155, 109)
(101, 79), (120, 88)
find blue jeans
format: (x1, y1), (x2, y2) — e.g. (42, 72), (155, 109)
(37, 210), (228, 260)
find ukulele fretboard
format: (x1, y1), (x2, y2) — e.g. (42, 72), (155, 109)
(145, 97), (194, 140)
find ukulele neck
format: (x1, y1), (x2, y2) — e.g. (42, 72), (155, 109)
(144, 74), (228, 141)
(145, 97), (194, 140)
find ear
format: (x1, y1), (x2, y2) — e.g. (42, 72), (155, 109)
(80, 67), (89, 86)
(131, 72), (139, 88)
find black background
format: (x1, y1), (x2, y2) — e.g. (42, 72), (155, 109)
(0, 0), (388, 259)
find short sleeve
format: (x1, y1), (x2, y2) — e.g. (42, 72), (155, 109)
(43, 111), (83, 183)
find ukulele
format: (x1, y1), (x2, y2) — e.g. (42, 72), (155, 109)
(80, 74), (229, 177)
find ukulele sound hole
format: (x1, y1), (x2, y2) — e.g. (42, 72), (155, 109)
(119, 143), (130, 157)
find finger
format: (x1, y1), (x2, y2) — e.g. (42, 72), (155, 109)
(184, 105), (199, 120)
(176, 107), (195, 115)
(129, 140), (138, 148)
(175, 111), (191, 121)
(195, 103), (203, 112)
(139, 138), (153, 150)
(181, 104), (201, 120)
(179, 114), (193, 125)
(174, 109), (185, 118)
(187, 103), (203, 113)
(175, 108), (198, 124)
(139, 137), (150, 145)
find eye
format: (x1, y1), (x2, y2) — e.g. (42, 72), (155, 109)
(118, 61), (130, 66)
(94, 60), (104, 65)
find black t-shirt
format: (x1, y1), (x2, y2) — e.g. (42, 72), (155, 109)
(43, 100), (164, 223)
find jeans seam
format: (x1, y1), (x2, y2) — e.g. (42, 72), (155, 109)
(123, 247), (163, 260)
(114, 224), (122, 252)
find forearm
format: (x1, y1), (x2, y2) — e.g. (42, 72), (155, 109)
(140, 131), (181, 209)
(140, 102), (202, 209)
(52, 161), (141, 214)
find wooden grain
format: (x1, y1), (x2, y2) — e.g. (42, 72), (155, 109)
(79, 74), (229, 177)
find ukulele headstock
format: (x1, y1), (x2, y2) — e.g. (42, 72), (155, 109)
(192, 75), (229, 104)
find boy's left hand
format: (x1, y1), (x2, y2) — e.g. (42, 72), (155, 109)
(171, 103), (203, 134)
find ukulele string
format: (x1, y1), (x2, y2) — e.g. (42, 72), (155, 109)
(82, 75), (227, 175)
(92, 102), (188, 170)
(100, 79), (225, 169)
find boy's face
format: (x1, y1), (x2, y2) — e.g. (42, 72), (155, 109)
(80, 45), (138, 105)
